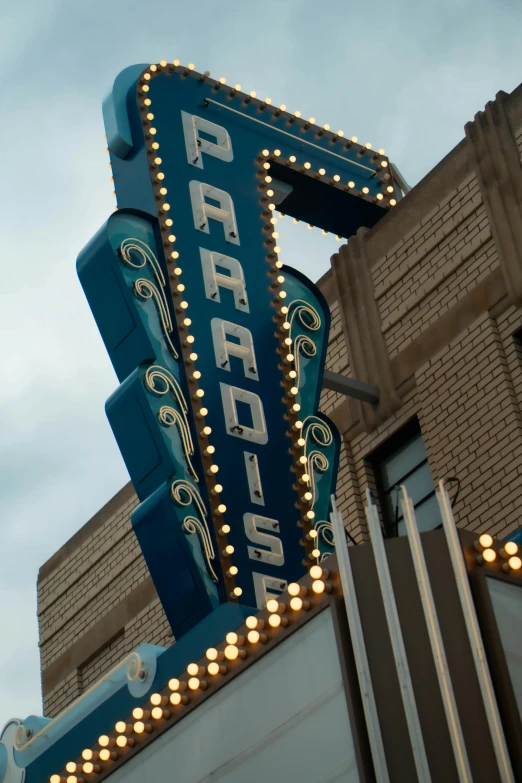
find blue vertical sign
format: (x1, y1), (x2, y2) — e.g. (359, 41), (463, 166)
(78, 62), (395, 637)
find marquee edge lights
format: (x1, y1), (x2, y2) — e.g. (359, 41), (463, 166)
(46, 565), (335, 783)
(133, 59), (395, 202)
(137, 62), (346, 584)
(473, 533), (522, 572)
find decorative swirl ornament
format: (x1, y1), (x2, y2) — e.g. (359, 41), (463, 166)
(300, 416), (336, 554)
(126, 651), (145, 683)
(171, 480), (218, 582)
(119, 237), (178, 358)
(1, 720), (25, 782)
(287, 300), (321, 391)
(145, 365), (198, 480)
(302, 416), (333, 506)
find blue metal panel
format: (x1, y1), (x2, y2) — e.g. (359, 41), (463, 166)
(77, 62), (392, 633)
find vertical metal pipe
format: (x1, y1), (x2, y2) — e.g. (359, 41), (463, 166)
(365, 489), (432, 782)
(400, 486), (472, 782)
(330, 496), (390, 783)
(437, 480), (514, 783)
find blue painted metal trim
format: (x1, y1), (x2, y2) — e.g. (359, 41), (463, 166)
(23, 603), (254, 783)
(102, 65), (147, 159)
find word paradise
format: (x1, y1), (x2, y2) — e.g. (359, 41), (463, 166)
(78, 61), (392, 637)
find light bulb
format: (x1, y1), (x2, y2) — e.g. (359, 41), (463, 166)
(479, 534), (493, 548)
(224, 645), (239, 660)
(245, 615), (258, 629)
(226, 632), (239, 644)
(509, 556), (522, 570)
(228, 565), (238, 576)
(83, 762), (94, 774)
(208, 661), (220, 676)
(268, 613), (281, 628)
(187, 663), (199, 676)
(133, 708), (144, 720)
(482, 548), (496, 562)
(310, 565), (322, 579)
(504, 541), (518, 556)
(266, 599), (279, 613)
(115, 722), (126, 733)
(288, 582), (300, 596)
(150, 693), (162, 705)
(303, 162), (311, 169)
(170, 693), (182, 706)
(151, 707), (163, 720)
(188, 677), (200, 690)
(82, 749), (93, 761)
(99, 749), (111, 762)
(290, 597), (303, 611)
(219, 77), (226, 84)
(98, 735), (110, 747)
(247, 630), (260, 643)
(116, 736), (127, 748)
(312, 548), (320, 558)
(66, 762), (77, 773)
(312, 580), (325, 594)
(134, 722), (145, 734)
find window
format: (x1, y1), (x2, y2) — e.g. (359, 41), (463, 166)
(371, 418), (442, 538)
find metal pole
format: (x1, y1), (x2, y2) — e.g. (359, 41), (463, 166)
(400, 487), (472, 783)
(365, 489), (432, 782)
(330, 496), (390, 783)
(437, 481), (514, 783)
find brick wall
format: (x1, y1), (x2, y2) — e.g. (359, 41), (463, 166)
(38, 83), (522, 717)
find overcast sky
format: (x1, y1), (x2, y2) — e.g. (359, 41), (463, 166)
(1, 0), (521, 729)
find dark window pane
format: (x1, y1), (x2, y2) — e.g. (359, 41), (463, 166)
(380, 434), (427, 490)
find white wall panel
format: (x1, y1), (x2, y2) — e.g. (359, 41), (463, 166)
(110, 607), (360, 783)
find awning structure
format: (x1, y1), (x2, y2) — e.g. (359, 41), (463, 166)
(3, 484), (521, 783)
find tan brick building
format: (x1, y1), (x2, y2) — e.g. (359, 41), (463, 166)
(38, 83), (522, 718)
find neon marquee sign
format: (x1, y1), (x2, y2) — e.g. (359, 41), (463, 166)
(78, 61), (395, 637)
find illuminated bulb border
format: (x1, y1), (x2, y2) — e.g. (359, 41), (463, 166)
(126, 61), (397, 597)
(136, 64), (239, 600)
(47, 563), (334, 783)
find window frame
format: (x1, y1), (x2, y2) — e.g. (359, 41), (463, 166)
(370, 417), (440, 538)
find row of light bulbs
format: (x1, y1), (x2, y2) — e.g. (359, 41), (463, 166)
(48, 565), (332, 783)
(143, 61), (384, 161)
(474, 533), (521, 571)
(260, 150), (396, 209)
(261, 183), (323, 555)
(139, 77), (243, 600)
